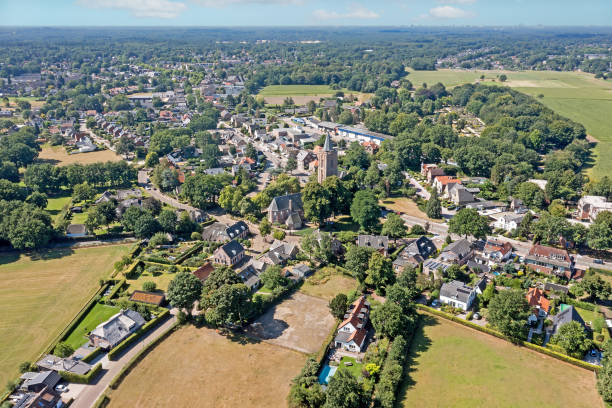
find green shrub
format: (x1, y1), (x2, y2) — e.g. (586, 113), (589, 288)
(81, 347), (103, 363)
(54, 342), (74, 358)
(142, 281), (157, 292)
(466, 311), (474, 320)
(190, 231), (202, 240)
(60, 362), (102, 384)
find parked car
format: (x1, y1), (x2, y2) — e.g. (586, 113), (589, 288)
(594, 259), (604, 265)
(55, 384), (68, 392)
(590, 349), (599, 357)
(473, 312), (481, 320)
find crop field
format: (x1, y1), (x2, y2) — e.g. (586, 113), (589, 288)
(107, 325), (307, 408)
(38, 145), (122, 166)
(299, 267), (358, 301)
(397, 314), (602, 408)
(406, 69), (612, 179)
(0, 244), (131, 387)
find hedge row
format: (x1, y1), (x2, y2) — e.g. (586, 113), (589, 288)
(59, 362), (102, 384)
(81, 347), (103, 363)
(374, 334), (412, 408)
(589, 267), (612, 277)
(417, 305), (600, 373)
(200, 217), (217, 228)
(109, 321), (179, 390)
(316, 321), (341, 367)
(173, 242), (203, 265)
(104, 279), (126, 300)
(123, 260), (143, 278)
(561, 297), (597, 312)
(107, 309), (170, 361)
(92, 394), (110, 408)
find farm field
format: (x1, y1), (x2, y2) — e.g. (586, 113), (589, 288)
(38, 145), (122, 166)
(258, 84), (369, 105)
(299, 267), (358, 301)
(106, 325), (307, 408)
(406, 69), (612, 179)
(0, 244), (131, 387)
(397, 314), (603, 408)
(63, 303), (120, 349)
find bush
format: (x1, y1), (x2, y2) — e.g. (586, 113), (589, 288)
(466, 311), (474, 321)
(59, 362), (102, 384)
(54, 342), (74, 358)
(272, 229), (286, 240)
(19, 361), (34, 373)
(190, 231), (202, 240)
(142, 281), (157, 292)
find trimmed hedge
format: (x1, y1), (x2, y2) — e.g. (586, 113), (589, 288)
(92, 395), (110, 408)
(374, 334), (412, 408)
(174, 242), (203, 265)
(107, 309), (170, 361)
(123, 260), (143, 279)
(59, 362), (102, 384)
(104, 279), (126, 300)
(315, 321), (340, 367)
(109, 321), (179, 390)
(417, 305), (600, 373)
(81, 347), (103, 363)
(589, 267), (612, 277)
(561, 297), (597, 312)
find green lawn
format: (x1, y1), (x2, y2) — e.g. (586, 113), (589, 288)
(45, 194), (72, 219)
(125, 270), (176, 293)
(63, 303), (120, 349)
(406, 69), (612, 180)
(397, 313), (603, 408)
(0, 244), (131, 388)
(257, 85), (344, 96)
(337, 356), (363, 379)
(299, 267), (358, 301)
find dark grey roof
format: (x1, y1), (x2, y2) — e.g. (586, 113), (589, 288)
(268, 193), (303, 212)
(90, 309), (145, 348)
(544, 282), (569, 294)
(357, 235), (388, 250)
(405, 236), (436, 258)
(22, 370), (60, 390)
(226, 221), (248, 239)
(475, 276), (488, 292)
(551, 305), (587, 335)
(219, 240), (245, 258)
(467, 260), (490, 274)
(440, 280), (474, 303)
(323, 133), (333, 151)
(443, 239), (472, 257)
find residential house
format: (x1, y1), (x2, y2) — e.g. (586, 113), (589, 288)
(290, 264), (313, 279)
(192, 262), (214, 283)
(20, 371), (60, 393)
(447, 184), (476, 206)
(439, 280), (478, 311)
(267, 193), (304, 228)
(550, 305), (587, 335)
(577, 196), (612, 222)
(508, 197), (527, 213)
(237, 265), (261, 291)
(482, 239), (513, 262)
(201, 221), (248, 243)
(36, 355), (91, 375)
(334, 296), (370, 353)
(526, 287), (551, 323)
(543, 282), (570, 296)
(262, 240), (298, 265)
(357, 235), (389, 256)
(433, 176), (462, 195)
(88, 309), (145, 349)
(213, 240), (245, 267)
(129, 291), (165, 306)
(14, 385), (62, 408)
(393, 236), (437, 273)
(440, 239), (473, 265)
(524, 244), (574, 277)
(423, 259), (450, 277)
(296, 150), (316, 172)
(492, 212), (524, 232)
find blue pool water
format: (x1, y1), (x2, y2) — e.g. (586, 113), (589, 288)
(318, 364), (337, 385)
(493, 271), (500, 276)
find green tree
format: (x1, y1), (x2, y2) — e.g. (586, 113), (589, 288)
(133, 212), (160, 238)
(158, 209), (177, 233)
(426, 190), (442, 219)
(329, 293), (348, 319)
(381, 213), (407, 239)
(366, 252), (395, 294)
(487, 289), (530, 340)
(73, 182), (96, 202)
(301, 230), (333, 264)
(54, 342), (74, 358)
(142, 281), (157, 292)
(202, 266), (241, 297)
(323, 369), (370, 408)
(350, 190), (380, 232)
(580, 272), (612, 301)
(204, 283), (252, 327)
(449, 208), (490, 239)
(551, 321), (592, 358)
(260, 265), (288, 290)
(302, 180), (331, 225)
(25, 191), (48, 208)
(344, 245), (374, 283)
(597, 340), (612, 402)
(259, 218), (271, 237)
(371, 301), (408, 339)
(167, 271), (203, 314)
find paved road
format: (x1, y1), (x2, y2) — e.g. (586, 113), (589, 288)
(70, 311), (177, 408)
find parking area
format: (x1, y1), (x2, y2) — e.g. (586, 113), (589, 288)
(246, 292), (336, 353)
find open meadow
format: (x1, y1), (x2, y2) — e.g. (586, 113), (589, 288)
(299, 266), (358, 301)
(0, 244), (132, 387)
(106, 325), (307, 408)
(397, 314), (603, 408)
(39, 145), (122, 166)
(258, 84), (369, 105)
(406, 69), (612, 179)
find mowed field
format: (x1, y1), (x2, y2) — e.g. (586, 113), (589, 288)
(107, 325), (307, 408)
(258, 84), (370, 105)
(397, 314), (603, 408)
(39, 145), (122, 166)
(299, 266), (358, 301)
(0, 244), (132, 387)
(406, 69), (612, 179)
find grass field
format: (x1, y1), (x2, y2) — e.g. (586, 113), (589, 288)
(299, 267), (358, 301)
(397, 314), (603, 408)
(38, 145), (122, 166)
(258, 84), (370, 105)
(63, 303), (120, 349)
(126, 270), (175, 293)
(0, 244), (132, 387)
(107, 325), (307, 408)
(406, 69), (612, 179)
(380, 197), (441, 222)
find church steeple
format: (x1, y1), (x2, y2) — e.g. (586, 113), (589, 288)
(317, 133), (338, 183)
(323, 133), (333, 152)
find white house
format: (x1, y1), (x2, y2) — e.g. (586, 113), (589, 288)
(482, 239), (513, 262)
(439, 280), (477, 311)
(577, 196), (612, 222)
(334, 296), (370, 353)
(492, 212), (524, 232)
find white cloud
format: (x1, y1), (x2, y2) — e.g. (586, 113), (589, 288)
(193, 0), (303, 6)
(313, 5), (379, 20)
(77, 0), (187, 19)
(428, 5), (474, 19)
(437, 0), (476, 4)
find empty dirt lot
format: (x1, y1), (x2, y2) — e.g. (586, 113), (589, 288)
(107, 326), (307, 408)
(246, 292), (336, 353)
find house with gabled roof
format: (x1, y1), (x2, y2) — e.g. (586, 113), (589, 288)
(440, 238), (473, 265)
(334, 296), (370, 353)
(357, 234), (389, 255)
(439, 280), (478, 311)
(524, 244), (573, 277)
(88, 309), (145, 349)
(483, 239), (513, 262)
(526, 287), (550, 323)
(267, 193), (304, 228)
(213, 240), (245, 267)
(550, 305), (587, 336)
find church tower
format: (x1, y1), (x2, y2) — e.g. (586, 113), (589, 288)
(317, 133), (338, 183)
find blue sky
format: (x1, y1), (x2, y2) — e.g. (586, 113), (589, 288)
(2, 0), (611, 26)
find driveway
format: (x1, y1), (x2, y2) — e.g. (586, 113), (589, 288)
(69, 311), (177, 408)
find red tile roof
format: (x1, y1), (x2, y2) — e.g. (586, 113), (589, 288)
(528, 244), (570, 262)
(435, 176), (461, 185)
(129, 290), (165, 306)
(339, 296), (369, 331)
(193, 262), (214, 282)
(485, 240), (513, 255)
(526, 287), (550, 312)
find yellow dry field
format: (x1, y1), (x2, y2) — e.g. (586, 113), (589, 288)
(300, 267), (358, 300)
(107, 325), (307, 408)
(39, 145), (122, 166)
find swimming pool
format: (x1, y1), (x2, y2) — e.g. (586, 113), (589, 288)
(318, 364), (337, 385)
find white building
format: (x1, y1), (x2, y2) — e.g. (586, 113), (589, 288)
(577, 196), (612, 222)
(439, 280), (478, 311)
